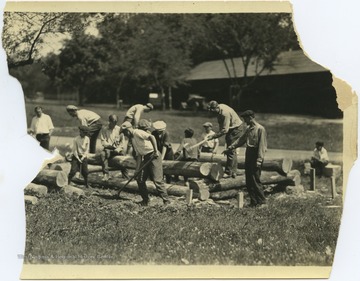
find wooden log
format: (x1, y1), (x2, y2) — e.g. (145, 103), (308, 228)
(323, 164), (341, 178)
(310, 168), (316, 191)
(24, 183), (48, 197)
(199, 153), (292, 175)
(237, 192), (244, 209)
(210, 189), (238, 200)
(331, 176), (337, 199)
(50, 162), (119, 174)
(24, 195), (39, 205)
(72, 173), (209, 200)
(60, 185), (85, 198)
(186, 189), (193, 205)
(190, 170), (301, 192)
(87, 154), (223, 181)
(32, 169), (68, 188)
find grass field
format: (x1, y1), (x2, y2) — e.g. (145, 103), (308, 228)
(24, 188), (342, 265)
(25, 103), (343, 152)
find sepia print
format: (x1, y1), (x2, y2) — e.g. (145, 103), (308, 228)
(0, 1), (358, 280)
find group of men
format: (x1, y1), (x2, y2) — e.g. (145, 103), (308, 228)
(29, 100), (269, 207)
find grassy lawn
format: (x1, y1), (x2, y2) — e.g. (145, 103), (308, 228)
(24, 189), (342, 266)
(25, 103), (343, 152)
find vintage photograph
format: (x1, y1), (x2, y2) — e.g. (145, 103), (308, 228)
(1, 1), (355, 279)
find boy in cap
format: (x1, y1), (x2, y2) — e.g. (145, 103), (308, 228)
(207, 100), (245, 178)
(123, 103), (154, 129)
(99, 114), (129, 181)
(310, 141), (329, 176)
(200, 122), (219, 154)
(68, 125), (91, 188)
(152, 120), (174, 183)
(223, 110), (267, 207)
(66, 105), (102, 153)
(121, 120), (170, 206)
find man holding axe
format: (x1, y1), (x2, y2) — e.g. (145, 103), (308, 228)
(120, 119), (170, 206)
(207, 100), (245, 178)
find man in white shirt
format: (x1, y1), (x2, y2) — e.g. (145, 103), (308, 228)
(66, 105), (103, 153)
(123, 103), (154, 128)
(121, 119), (169, 206)
(311, 141), (329, 176)
(200, 122), (219, 154)
(29, 106), (54, 150)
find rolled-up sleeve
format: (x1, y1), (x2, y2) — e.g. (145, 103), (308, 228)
(257, 127), (267, 161)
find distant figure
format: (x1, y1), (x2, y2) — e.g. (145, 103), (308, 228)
(207, 100), (245, 178)
(123, 103), (154, 129)
(175, 128), (199, 161)
(68, 126), (91, 188)
(29, 106), (54, 150)
(311, 141), (329, 175)
(121, 120), (170, 206)
(224, 110), (267, 207)
(99, 114), (129, 181)
(66, 105), (103, 153)
(152, 121), (174, 183)
(200, 122), (219, 154)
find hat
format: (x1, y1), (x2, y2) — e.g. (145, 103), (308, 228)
(138, 119), (151, 130)
(153, 120), (167, 131)
(66, 105), (78, 111)
(184, 128), (194, 137)
(240, 110), (255, 118)
(203, 122), (213, 128)
(78, 125), (89, 132)
(316, 141), (324, 146)
(121, 121), (132, 130)
(145, 103), (154, 110)
(208, 100), (219, 110)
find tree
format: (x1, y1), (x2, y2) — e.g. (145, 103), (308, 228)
(2, 12), (88, 69)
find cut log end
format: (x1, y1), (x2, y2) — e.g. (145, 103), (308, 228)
(281, 158), (293, 175)
(56, 171), (68, 188)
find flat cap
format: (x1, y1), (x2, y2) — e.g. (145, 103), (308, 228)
(203, 122), (213, 127)
(66, 105), (78, 111)
(207, 100), (219, 110)
(316, 141), (324, 146)
(153, 120), (167, 131)
(121, 121), (132, 130)
(78, 125), (90, 132)
(240, 110), (255, 118)
(145, 103), (154, 110)
(138, 119), (152, 130)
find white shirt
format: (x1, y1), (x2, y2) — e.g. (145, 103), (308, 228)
(77, 109), (100, 126)
(125, 104), (145, 127)
(132, 129), (154, 156)
(30, 113), (54, 134)
(72, 135), (90, 157)
(313, 147), (329, 162)
(201, 130), (219, 148)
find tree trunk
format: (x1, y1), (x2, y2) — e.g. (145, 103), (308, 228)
(32, 169), (68, 188)
(72, 173), (209, 200)
(199, 153), (292, 175)
(87, 154), (224, 181)
(168, 86), (172, 110)
(189, 170), (301, 193)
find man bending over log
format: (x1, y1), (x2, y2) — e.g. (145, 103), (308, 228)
(207, 100), (245, 178)
(223, 110), (267, 207)
(100, 114), (129, 181)
(121, 120), (170, 206)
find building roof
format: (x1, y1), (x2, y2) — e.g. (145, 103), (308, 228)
(186, 50), (329, 81)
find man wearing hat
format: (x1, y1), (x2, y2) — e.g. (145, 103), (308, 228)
(224, 110), (267, 207)
(123, 103), (154, 129)
(68, 125), (91, 188)
(311, 141), (329, 176)
(152, 121), (174, 183)
(207, 100), (245, 178)
(28, 106), (54, 150)
(121, 119), (170, 206)
(66, 105), (103, 153)
(200, 122), (219, 154)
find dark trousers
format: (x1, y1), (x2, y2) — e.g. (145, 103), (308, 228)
(36, 134), (50, 150)
(225, 126), (243, 175)
(68, 157), (89, 186)
(136, 153), (169, 203)
(311, 158), (329, 175)
(100, 149), (129, 178)
(87, 120), (102, 153)
(201, 147), (213, 153)
(245, 147), (266, 206)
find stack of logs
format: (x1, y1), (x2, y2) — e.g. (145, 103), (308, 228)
(26, 152), (302, 205)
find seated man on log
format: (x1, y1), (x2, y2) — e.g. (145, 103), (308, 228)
(200, 122), (219, 154)
(310, 141), (329, 176)
(100, 114), (129, 181)
(152, 120), (174, 183)
(223, 110), (267, 207)
(175, 128), (199, 161)
(68, 126), (91, 188)
(121, 120), (170, 206)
